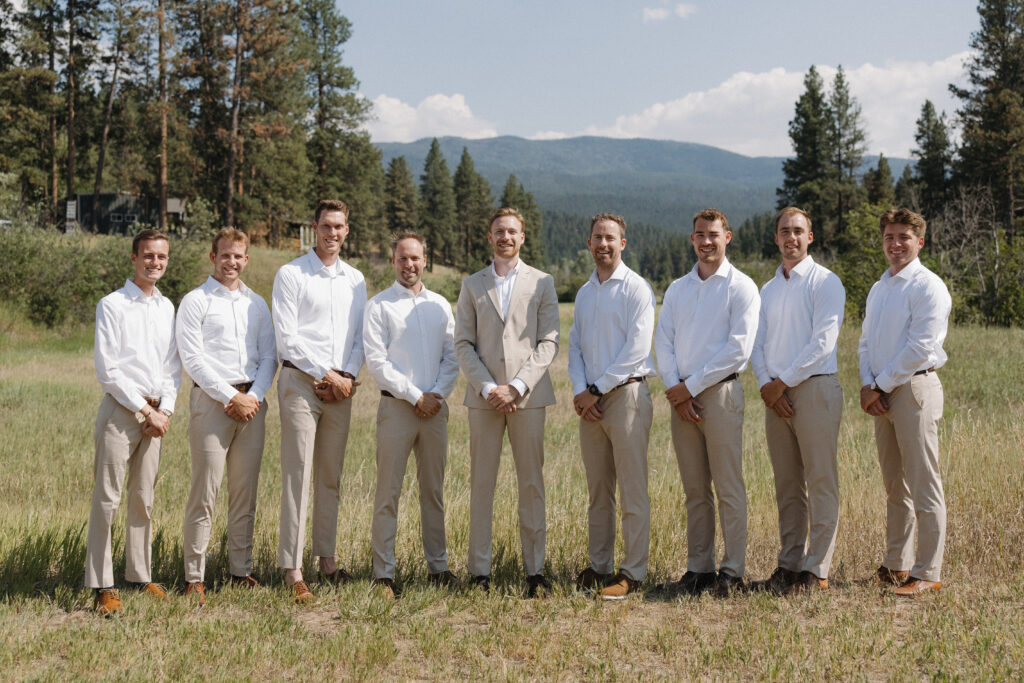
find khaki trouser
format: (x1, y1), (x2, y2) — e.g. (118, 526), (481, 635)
(372, 396), (450, 580)
(85, 394), (162, 588)
(467, 406), (547, 577)
(579, 381), (653, 582)
(671, 379), (747, 578)
(764, 374), (842, 579)
(276, 366), (352, 570)
(874, 372), (945, 582)
(183, 387), (266, 582)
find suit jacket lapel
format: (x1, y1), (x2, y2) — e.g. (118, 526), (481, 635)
(506, 263), (532, 324)
(482, 268), (504, 322)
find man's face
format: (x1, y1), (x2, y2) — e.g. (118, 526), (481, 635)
(691, 218), (731, 268)
(775, 213), (813, 263)
(882, 222), (924, 273)
(487, 215), (525, 260)
(392, 238), (425, 290)
(314, 210), (349, 256)
(210, 238), (249, 287)
(588, 219), (625, 269)
(131, 238), (170, 287)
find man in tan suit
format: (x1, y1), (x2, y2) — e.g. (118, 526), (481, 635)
(455, 207), (560, 597)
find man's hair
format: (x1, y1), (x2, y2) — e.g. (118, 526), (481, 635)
(211, 227), (250, 254)
(489, 207), (526, 232)
(132, 228), (169, 255)
(390, 231), (427, 255)
(314, 199), (349, 222)
(776, 206), (812, 231)
(692, 208), (730, 231)
(590, 212), (627, 236)
(879, 207), (927, 237)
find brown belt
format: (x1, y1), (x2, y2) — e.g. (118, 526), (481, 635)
(193, 381), (254, 393)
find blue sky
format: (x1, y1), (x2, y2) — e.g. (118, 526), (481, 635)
(340, 0), (978, 157)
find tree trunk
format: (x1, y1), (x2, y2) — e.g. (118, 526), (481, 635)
(157, 0), (167, 231)
(92, 44), (122, 233)
(66, 0), (77, 221)
(225, 7), (245, 228)
(48, 6), (58, 224)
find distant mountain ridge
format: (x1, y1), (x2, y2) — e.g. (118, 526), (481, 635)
(375, 136), (911, 232)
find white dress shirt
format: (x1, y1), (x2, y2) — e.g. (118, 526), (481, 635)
(480, 259), (528, 399)
(363, 281), (459, 405)
(858, 258), (951, 393)
(94, 279), (181, 414)
(176, 276), (278, 405)
(751, 256), (845, 388)
(272, 248), (366, 380)
(654, 258), (760, 397)
(569, 262), (656, 396)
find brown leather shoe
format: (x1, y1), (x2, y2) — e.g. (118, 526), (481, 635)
(599, 573), (640, 600)
(140, 582), (167, 598)
(321, 568), (353, 585)
(750, 567), (800, 594)
(184, 582), (206, 606)
(292, 580), (315, 603)
(894, 578), (941, 597)
(93, 588), (121, 616)
(372, 577), (398, 600)
(230, 575), (261, 589)
(875, 565), (911, 586)
(783, 570), (828, 595)
(575, 567), (611, 590)
(428, 570), (463, 590)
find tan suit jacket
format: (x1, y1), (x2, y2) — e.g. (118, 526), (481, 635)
(455, 262), (559, 409)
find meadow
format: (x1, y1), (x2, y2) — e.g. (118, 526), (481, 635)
(0, 246), (1022, 680)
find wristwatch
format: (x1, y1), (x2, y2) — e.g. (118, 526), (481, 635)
(587, 384), (604, 398)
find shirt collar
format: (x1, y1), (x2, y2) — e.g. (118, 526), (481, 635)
(491, 258), (521, 280)
(779, 255), (814, 280)
(687, 257), (732, 282)
(307, 248), (345, 275)
(884, 257), (923, 282)
(204, 275), (248, 296)
(390, 280), (429, 298)
(124, 278), (162, 301)
(589, 260), (629, 286)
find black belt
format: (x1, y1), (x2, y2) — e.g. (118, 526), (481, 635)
(282, 360), (351, 378)
(809, 373), (836, 379)
(612, 376), (647, 391)
(381, 390), (395, 398)
(717, 373), (738, 384)
(194, 381), (253, 393)
(914, 368), (935, 376)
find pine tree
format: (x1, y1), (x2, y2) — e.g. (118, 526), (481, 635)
(827, 65), (868, 247)
(912, 100), (953, 218)
(418, 138), (456, 269)
(384, 156), (418, 234)
(453, 147), (493, 271)
(499, 173), (544, 265)
(951, 0), (1024, 233)
(863, 154), (895, 206)
(778, 65), (832, 227)
(894, 165), (918, 208)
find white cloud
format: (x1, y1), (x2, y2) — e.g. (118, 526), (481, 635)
(643, 3), (696, 22)
(581, 52), (971, 157)
(364, 93), (498, 143)
(529, 130), (570, 141)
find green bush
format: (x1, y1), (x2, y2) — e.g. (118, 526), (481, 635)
(0, 228), (207, 328)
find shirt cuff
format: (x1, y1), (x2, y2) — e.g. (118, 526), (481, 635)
(481, 382), (497, 399)
(509, 378), (528, 398)
(406, 386), (424, 406)
(684, 376), (703, 399)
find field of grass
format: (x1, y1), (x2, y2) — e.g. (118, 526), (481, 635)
(1, 248), (1023, 679)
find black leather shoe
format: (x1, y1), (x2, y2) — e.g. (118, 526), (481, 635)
(428, 570), (463, 590)
(469, 575), (490, 594)
(526, 573), (552, 598)
(713, 571), (745, 597)
(749, 567), (799, 594)
(574, 567), (610, 590)
(657, 570), (717, 596)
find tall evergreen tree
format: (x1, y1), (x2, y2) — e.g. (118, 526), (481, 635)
(912, 100), (953, 217)
(894, 164), (919, 208)
(419, 138), (456, 269)
(384, 155), (418, 234)
(64, 0), (102, 208)
(863, 153), (895, 206)
(951, 0), (1024, 233)
(778, 65), (832, 225)
(453, 147), (493, 271)
(827, 65), (868, 247)
(499, 173), (544, 265)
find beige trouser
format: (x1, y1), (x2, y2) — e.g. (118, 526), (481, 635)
(85, 394), (162, 588)
(874, 372), (945, 582)
(467, 406), (547, 577)
(764, 374), (842, 579)
(671, 379), (747, 578)
(277, 366), (352, 570)
(579, 381), (653, 582)
(183, 387), (266, 582)
(372, 397), (450, 580)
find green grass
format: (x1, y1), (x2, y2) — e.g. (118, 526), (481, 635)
(1, 277), (1023, 678)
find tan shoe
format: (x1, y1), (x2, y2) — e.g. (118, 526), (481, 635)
(184, 582), (206, 606)
(292, 580), (315, 603)
(140, 583), (167, 598)
(894, 578), (941, 597)
(93, 588), (121, 616)
(783, 571), (828, 595)
(230, 575), (261, 589)
(875, 565), (911, 586)
(599, 573), (640, 600)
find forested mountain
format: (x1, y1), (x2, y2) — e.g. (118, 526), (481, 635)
(377, 136), (910, 232)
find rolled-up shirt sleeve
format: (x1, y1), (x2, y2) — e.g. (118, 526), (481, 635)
(95, 298), (146, 413)
(594, 279), (655, 394)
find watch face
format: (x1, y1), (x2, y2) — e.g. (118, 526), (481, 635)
(588, 384), (602, 397)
